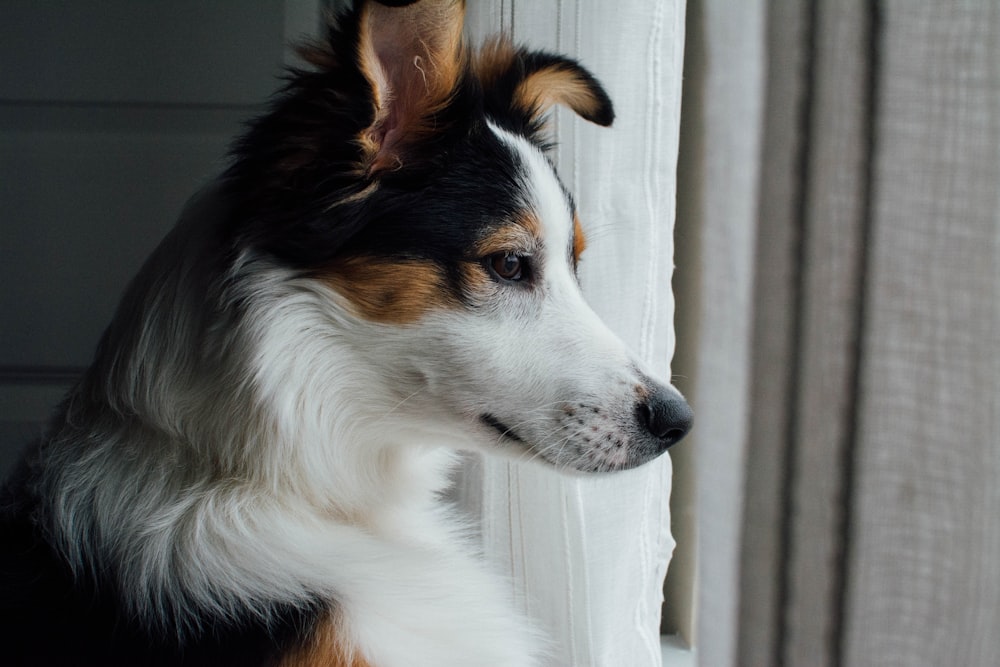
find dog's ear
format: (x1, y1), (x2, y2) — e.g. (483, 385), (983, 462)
(354, 0), (467, 173)
(477, 38), (615, 131)
(224, 0), (467, 265)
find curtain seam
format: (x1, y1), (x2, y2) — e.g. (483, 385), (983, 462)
(831, 2), (882, 664)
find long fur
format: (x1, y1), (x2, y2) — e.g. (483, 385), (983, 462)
(0, 2), (691, 665)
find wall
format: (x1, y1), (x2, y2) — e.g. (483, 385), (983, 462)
(0, 1), (318, 476)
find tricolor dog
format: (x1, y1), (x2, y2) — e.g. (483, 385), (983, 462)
(0, 1), (692, 665)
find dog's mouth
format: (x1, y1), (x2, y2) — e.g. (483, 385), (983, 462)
(475, 388), (691, 474)
(479, 414), (524, 443)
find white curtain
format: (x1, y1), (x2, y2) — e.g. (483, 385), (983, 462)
(457, 3), (687, 665)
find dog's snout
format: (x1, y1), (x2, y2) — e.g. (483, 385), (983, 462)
(638, 386), (693, 449)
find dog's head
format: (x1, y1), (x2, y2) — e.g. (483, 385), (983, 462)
(225, 0), (691, 473)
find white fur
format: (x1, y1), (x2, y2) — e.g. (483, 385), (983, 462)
(35, 127), (677, 665)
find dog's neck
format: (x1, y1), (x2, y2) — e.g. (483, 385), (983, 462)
(39, 373), (461, 637)
(33, 186), (466, 637)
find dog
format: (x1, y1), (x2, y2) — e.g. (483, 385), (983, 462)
(0, 1), (692, 665)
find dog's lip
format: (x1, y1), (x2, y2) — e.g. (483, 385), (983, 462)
(478, 412), (667, 474)
(479, 414), (524, 443)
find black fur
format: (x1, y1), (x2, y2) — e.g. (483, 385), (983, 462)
(0, 461), (319, 667)
(221, 4), (614, 279)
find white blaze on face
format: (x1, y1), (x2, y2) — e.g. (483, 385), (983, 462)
(340, 123), (685, 472)
(496, 123), (634, 363)
(437, 124), (656, 471)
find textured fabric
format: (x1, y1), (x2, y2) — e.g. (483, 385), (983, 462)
(672, 1), (766, 665)
(694, 1), (1000, 665)
(843, 4), (1000, 664)
(456, 2), (687, 665)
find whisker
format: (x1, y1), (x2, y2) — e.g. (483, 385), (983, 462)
(369, 389), (424, 428)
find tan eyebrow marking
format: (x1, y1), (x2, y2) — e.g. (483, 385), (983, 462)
(474, 210), (543, 256)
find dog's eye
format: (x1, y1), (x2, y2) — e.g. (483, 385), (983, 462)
(487, 253), (526, 282)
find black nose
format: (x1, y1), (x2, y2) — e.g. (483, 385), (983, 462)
(639, 386), (693, 449)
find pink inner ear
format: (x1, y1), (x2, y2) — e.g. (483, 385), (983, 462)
(359, 1), (465, 171)
(371, 26), (418, 146)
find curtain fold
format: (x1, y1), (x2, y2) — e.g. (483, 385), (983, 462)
(699, 1), (1000, 665)
(458, 3), (687, 665)
(672, 1), (766, 665)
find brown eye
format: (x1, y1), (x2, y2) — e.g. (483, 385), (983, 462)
(488, 253), (525, 282)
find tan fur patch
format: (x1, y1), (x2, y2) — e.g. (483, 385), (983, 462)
(474, 211), (542, 256)
(572, 213), (587, 264)
(473, 36), (517, 89)
(514, 65), (603, 121)
(456, 258), (515, 308)
(324, 256), (453, 324)
(277, 613), (371, 667)
(473, 35), (609, 126)
(458, 261), (493, 296)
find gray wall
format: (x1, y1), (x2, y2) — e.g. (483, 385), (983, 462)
(0, 1), (319, 476)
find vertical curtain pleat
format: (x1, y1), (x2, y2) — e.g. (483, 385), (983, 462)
(672, 0), (767, 665)
(843, 4), (1000, 664)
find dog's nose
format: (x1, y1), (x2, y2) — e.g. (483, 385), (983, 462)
(639, 386), (693, 449)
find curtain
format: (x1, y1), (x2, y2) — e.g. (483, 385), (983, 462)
(679, 1), (1000, 665)
(669, 0), (766, 665)
(456, 3), (687, 666)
